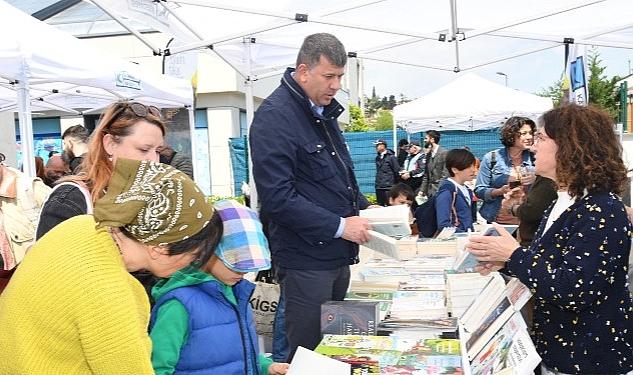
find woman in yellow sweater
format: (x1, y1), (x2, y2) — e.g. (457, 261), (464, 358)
(0, 158), (222, 375)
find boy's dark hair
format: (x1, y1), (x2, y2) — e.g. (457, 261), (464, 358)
(62, 125), (90, 143)
(388, 183), (414, 202)
(296, 33), (347, 68)
(426, 130), (441, 143)
(445, 148), (476, 177)
(167, 209), (224, 267)
(398, 139), (409, 148)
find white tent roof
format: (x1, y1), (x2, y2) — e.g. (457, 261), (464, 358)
(0, 0), (193, 112)
(44, 0), (633, 79)
(0, 0), (195, 177)
(393, 73), (553, 132)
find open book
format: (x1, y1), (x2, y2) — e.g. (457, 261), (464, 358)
(360, 205), (411, 238)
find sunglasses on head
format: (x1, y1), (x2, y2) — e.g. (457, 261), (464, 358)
(115, 101), (160, 118)
(100, 101), (161, 129)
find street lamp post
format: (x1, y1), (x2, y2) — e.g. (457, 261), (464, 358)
(496, 72), (508, 87)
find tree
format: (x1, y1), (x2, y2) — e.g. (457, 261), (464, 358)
(537, 49), (621, 119)
(537, 78), (564, 107)
(587, 50), (621, 119)
(346, 104), (370, 132)
(374, 110), (394, 131)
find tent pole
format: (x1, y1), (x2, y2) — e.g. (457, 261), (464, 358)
(187, 106), (199, 182)
(244, 38), (257, 209)
(449, 0), (461, 72)
(16, 64), (35, 177)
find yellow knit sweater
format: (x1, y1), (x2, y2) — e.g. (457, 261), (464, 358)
(0, 215), (153, 374)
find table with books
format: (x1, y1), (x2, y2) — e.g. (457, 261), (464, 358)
(298, 206), (541, 375)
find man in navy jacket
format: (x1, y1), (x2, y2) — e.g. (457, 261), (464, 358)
(250, 33), (370, 359)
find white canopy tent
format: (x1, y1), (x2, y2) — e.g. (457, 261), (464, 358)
(393, 73), (553, 133)
(52, 0), (633, 201)
(0, 0), (194, 177)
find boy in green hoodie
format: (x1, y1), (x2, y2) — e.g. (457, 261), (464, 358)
(150, 199), (289, 375)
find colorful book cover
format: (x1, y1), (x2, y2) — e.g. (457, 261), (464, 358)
(466, 297), (514, 359)
(321, 300), (380, 336)
(316, 335), (405, 367)
(346, 291), (395, 301)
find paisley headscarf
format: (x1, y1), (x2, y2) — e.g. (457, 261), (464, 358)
(94, 158), (213, 246)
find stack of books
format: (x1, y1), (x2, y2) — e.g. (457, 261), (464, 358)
(458, 273), (540, 375)
(446, 273), (493, 318)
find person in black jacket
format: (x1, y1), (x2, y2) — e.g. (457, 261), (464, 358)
(250, 33), (370, 360)
(374, 139), (400, 206)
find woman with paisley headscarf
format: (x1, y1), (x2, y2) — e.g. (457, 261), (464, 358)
(0, 159), (223, 375)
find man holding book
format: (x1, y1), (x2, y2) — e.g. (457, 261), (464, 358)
(250, 33), (371, 360)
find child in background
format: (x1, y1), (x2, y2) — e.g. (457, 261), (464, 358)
(388, 183), (416, 234)
(387, 183), (414, 207)
(150, 199), (289, 375)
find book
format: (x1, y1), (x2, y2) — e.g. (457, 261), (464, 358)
(460, 273), (507, 332)
(359, 267), (410, 283)
(465, 296), (515, 360)
(469, 313), (526, 375)
(360, 205), (412, 238)
(321, 300), (380, 336)
(504, 277), (532, 311)
(503, 329), (542, 375)
(364, 230), (400, 260)
(315, 335), (405, 367)
(452, 224), (519, 273)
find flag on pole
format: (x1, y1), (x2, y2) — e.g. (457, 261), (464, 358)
(565, 44), (589, 106)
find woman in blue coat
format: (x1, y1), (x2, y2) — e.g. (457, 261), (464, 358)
(435, 148), (477, 233)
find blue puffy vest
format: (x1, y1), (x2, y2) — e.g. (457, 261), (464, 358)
(151, 279), (260, 375)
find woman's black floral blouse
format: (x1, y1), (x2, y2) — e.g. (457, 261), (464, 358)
(504, 192), (633, 374)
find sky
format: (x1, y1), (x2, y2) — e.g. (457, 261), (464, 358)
(361, 44), (633, 101)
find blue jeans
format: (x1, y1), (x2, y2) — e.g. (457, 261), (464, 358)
(272, 290), (289, 362)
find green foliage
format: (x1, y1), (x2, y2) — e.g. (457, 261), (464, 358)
(537, 49), (621, 119)
(587, 51), (621, 119)
(364, 87), (409, 118)
(207, 195), (245, 205)
(364, 193), (378, 205)
(374, 109), (394, 131)
(346, 104), (370, 132)
(537, 78), (564, 107)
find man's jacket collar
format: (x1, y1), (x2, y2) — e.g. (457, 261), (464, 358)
(281, 67), (345, 120)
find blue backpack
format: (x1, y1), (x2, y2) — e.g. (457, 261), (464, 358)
(414, 186), (459, 238)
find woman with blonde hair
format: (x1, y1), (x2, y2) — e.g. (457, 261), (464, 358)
(467, 105), (633, 374)
(36, 100), (165, 239)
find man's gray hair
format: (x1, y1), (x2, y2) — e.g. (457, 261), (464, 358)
(296, 33), (347, 68)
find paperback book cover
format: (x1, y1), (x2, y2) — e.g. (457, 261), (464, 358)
(321, 300), (380, 336)
(465, 297), (514, 360)
(315, 335), (403, 367)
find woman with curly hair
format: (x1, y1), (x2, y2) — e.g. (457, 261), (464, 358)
(467, 104), (633, 375)
(474, 116), (536, 223)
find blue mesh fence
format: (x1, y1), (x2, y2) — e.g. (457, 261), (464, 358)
(229, 129), (503, 196)
(229, 136), (248, 196)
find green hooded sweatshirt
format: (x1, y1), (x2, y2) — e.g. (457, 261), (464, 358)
(149, 265), (273, 375)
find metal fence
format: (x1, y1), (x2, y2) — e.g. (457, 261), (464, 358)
(229, 128), (504, 196)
